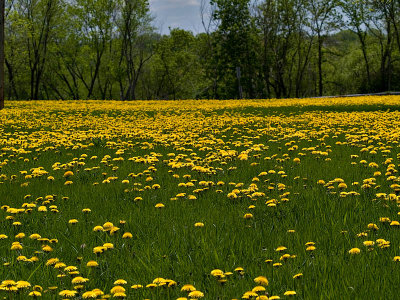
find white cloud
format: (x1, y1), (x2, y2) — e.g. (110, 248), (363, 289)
(150, 0), (199, 8)
(150, 0), (204, 34)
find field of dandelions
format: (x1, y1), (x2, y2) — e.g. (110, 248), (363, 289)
(1, 97), (400, 299)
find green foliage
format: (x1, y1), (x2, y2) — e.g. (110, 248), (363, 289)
(150, 29), (206, 100)
(4, 0), (400, 100)
(209, 0), (257, 99)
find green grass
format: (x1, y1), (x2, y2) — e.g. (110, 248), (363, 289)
(0, 100), (400, 299)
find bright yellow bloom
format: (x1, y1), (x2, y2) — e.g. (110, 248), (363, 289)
(254, 276), (268, 286)
(122, 232), (133, 239)
(59, 290), (77, 297)
(71, 277), (89, 284)
(181, 284), (196, 292)
(86, 260), (99, 267)
(284, 290), (296, 296)
(64, 171), (74, 177)
(188, 290), (204, 298)
(349, 248), (361, 255)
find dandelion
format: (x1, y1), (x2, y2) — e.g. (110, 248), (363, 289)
(103, 243), (114, 249)
(252, 286), (266, 293)
(293, 273), (303, 279)
(29, 233), (41, 239)
(306, 246), (316, 251)
(59, 290), (77, 298)
(349, 248), (361, 255)
(15, 232), (25, 239)
(71, 277), (89, 284)
(188, 290), (204, 298)
(113, 292), (126, 298)
(110, 286), (125, 294)
(243, 213), (253, 219)
(16, 281), (31, 289)
(82, 291), (97, 298)
(131, 284), (143, 289)
(211, 269), (224, 277)
(367, 223), (379, 230)
(46, 258), (59, 266)
(11, 242), (23, 250)
(284, 290), (296, 296)
(254, 276), (268, 286)
(42, 245), (53, 252)
(181, 284), (196, 292)
(93, 247), (105, 254)
(86, 260), (99, 267)
(275, 246), (287, 252)
(363, 241), (375, 247)
(122, 232), (133, 239)
(93, 226), (104, 232)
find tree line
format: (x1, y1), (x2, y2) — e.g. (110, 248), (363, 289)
(4, 0), (400, 100)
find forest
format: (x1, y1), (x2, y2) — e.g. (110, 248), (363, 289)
(4, 0), (400, 100)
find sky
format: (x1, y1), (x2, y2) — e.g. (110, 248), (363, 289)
(149, 0), (205, 35)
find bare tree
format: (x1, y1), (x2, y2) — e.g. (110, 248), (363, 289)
(340, 0), (372, 91)
(117, 0), (153, 101)
(18, 0), (61, 100)
(200, 0), (218, 98)
(307, 0), (339, 96)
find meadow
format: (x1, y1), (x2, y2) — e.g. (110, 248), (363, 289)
(1, 96), (400, 299)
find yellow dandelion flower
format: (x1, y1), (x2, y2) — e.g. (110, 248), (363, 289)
(71, 277), (89, 284)
(254, 276), (268, 286)
(181, 284), (196, 292)
(59, 290), (77, 297)
(110, 286), (125, 294)
(122, 232), (133, 239)
(349, 248), (361, 255)
(284, 290), (296, 296)
(114, 279), (127, 285)
(86, 260), (99, 267)
(131, 284), (143, 289)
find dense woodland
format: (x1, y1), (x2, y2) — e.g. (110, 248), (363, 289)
(4, 0), (400, 100)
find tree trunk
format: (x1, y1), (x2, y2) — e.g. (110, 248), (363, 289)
(5, 58), (18, 99)
(317, 33), (323, 96)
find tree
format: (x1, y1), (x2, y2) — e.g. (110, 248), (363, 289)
(14, 0), (62, 100)
(255, 0), (312, 98)
(116, 0), (153, 101)
(150, 29), (204, 100)
(340, 0), (373, 92)
(210, 0), (257, 99)
(0, 0), (4, 109)
(307, 0), (340, 96)
(368, 0), (396, 91)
